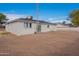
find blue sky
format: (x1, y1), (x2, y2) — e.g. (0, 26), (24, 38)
(0, 3), (79, 22)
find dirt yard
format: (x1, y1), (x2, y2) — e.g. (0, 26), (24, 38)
(0, 29), (79, 56)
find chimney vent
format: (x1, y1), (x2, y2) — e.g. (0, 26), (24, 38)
(27, 16), (33, 20)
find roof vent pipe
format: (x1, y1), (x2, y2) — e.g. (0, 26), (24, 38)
(27, 16), (33, 20)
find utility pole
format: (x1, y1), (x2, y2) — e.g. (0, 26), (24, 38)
(36, 3), (39, 20)
(36, 3), (40, 33)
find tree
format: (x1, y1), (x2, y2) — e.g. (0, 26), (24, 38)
(0, 13), (7, 24)
(70, 9), (79, 27)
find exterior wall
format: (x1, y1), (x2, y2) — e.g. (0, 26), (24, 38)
(5, 22), (56, 36)
(41, 24), (56, 32)
(5, 22), (37, 35)
(56, 24), (68, 28)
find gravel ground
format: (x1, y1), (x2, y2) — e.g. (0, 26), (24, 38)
(0, 30), (79, 56)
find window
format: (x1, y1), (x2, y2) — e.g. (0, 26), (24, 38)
(24, 22), (32, 28)
(24, 22), (28, 28)
(29, 23), (32, 28)
(47, 25), (49, 28)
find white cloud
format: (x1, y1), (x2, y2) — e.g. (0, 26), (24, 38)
(48, 16), (69, 23)
(4, 14), (70, 23)
(5, 14), (27, 21)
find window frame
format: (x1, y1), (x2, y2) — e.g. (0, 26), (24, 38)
(24, 22), (28, 28)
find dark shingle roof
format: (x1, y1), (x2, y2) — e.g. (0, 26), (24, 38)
(7, 18), (53, 24)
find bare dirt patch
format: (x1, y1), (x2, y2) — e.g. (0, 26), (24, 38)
(0, 30), (79, 56)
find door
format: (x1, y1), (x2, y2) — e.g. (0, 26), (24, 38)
(37, 25), (41, 32)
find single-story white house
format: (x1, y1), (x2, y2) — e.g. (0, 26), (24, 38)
(5, 16), (56, 36)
